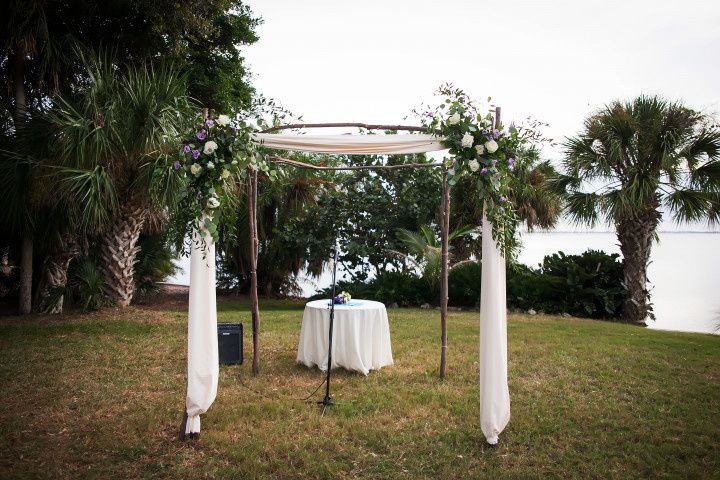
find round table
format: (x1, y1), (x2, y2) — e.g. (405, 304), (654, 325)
(296, 299), (394, 375)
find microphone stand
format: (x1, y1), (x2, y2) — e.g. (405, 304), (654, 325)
(319, 243), (339, 416)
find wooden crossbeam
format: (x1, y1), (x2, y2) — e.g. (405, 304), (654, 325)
(260, 122), (441, 135)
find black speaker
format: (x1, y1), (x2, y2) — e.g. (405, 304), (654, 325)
(218, 322), (243, 365)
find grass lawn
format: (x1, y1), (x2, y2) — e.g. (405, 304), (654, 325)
(0, 294), (718, 479)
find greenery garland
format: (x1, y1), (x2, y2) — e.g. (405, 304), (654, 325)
(177, 112), (277, 244)
(419, 85), (533, 259)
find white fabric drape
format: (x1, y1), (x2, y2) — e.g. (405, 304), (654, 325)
(185, 230), (218, 434)
(479, 206), (510, 445)
(252, 133), (444, 155)
(297, 299), (393, 375)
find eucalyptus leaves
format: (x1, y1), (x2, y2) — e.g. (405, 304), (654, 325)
(419, 85), (527, 258)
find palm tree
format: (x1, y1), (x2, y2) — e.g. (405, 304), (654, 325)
(555, 96), (720, 324)
(392, 224), (476, 293)
(46, 53), (191, 306)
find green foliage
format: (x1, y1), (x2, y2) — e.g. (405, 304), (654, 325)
(332, 154), (442, 280)
(311, 271), (431, 307)
(1, 0), (260, 111)
(46, 53), (193, 232)
(134, 233), (178, 297)
(215, 162), (339, 295)
(315, 250), (626, 319)
(418, 84), (543, 259)
(448, 261), (483, 308)
(508, 250), (626, 319)
(66, 256), (106, 311)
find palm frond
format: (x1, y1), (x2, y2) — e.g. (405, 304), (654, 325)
(56, 166), (118, 232)
(665, 188), (712, 224)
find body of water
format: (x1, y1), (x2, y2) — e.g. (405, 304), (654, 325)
(168, 232), (720, 335)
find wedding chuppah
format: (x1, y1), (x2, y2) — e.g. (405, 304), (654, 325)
(180, 88), (516, 446)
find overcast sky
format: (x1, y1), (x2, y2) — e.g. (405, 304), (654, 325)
(242, 0), (720, 230)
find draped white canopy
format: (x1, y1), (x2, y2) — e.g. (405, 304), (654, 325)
(252, 133), (444, 155)
(185, 131), (510, 445)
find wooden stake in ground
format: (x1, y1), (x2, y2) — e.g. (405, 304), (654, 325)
(439, 166), (450, 380)
(248, 168), (261, 375)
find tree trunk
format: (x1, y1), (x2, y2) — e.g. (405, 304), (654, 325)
(12, 45), (33, 315)
(617, 209), (660, 325)
(248, 169), (261, 375)
(18, 233), (33, 315)
(100, 200), (148, 307)
(34, 237), (80, 314)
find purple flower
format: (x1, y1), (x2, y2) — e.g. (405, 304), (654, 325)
(480, 167), (489, 174)
(206, 119), (215, 128)
(197, 129), (206, 141)
(183, 144), (191, 153)
(491, 159), (498, 166)
(192, 149), (200, 160)
(500, 196), (508, 203)
(481, 128), (488, 135)
(173, 161), (181, 170)
(507, 158), (515, 168)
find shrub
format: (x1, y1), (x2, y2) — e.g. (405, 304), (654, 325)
(448, 262), (482, 308)
(508, 250), (625, 319)
(311, 271), (431, 307)
(134, 233), (178, 298)
(311, 249), (626, 320)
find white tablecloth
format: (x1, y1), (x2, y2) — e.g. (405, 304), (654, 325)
(297, 299), (394, 375)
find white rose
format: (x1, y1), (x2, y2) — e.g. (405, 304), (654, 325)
(190, 164), (201, 175)
(207, 197), (220, 209)
(448, 112), (461, 125)
(485, 139), (498, 154)
(216, 114), (231, 126)
(206, 161), (215, 170)
(468, 159), (480, 172)
(461, 132), (474, 148)
(475, 144), (485, 155)
(203, 140), (218, 155)
(221, 169), (231, 179)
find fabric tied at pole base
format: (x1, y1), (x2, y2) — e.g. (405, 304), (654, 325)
(479, 205), (511, 445)
(185, 414), (201, 435)
(185, 228), (218, 435)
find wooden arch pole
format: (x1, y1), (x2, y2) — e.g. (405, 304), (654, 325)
(439, 166), (450, 380)
(248, 168), (261, 376)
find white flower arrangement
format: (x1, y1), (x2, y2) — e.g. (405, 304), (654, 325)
(461, 132), (474, 148)
(203, 140), (218, 155)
